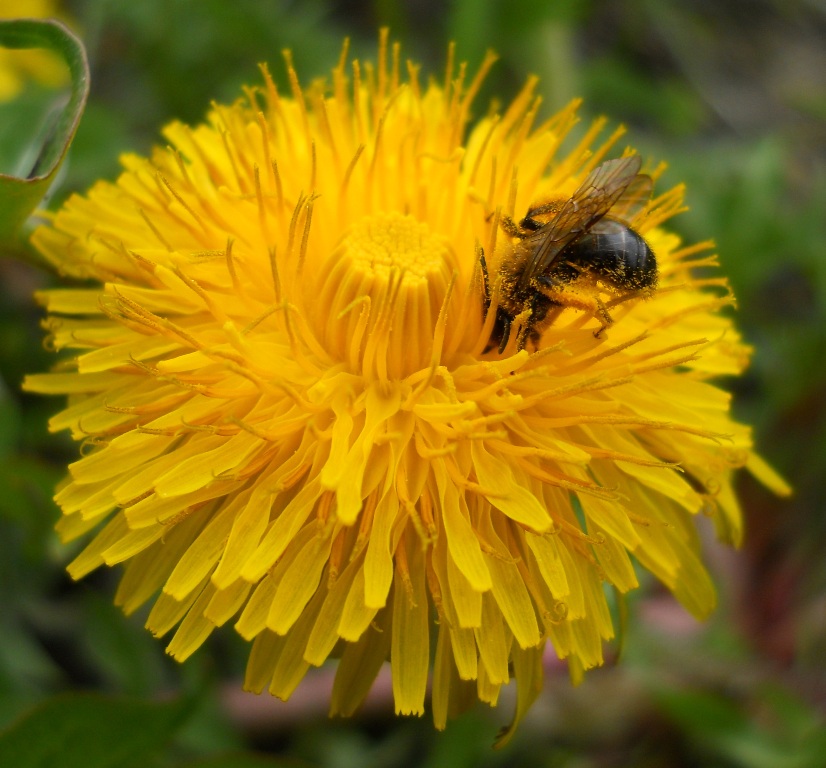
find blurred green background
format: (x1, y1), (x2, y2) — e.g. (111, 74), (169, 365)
(1, 1), (824, 766)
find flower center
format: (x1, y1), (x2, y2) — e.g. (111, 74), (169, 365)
(314, 212), (455, 380)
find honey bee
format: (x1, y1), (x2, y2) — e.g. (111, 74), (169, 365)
(481, 155), (656, 353)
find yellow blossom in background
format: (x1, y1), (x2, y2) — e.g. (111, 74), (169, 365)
(25, 33), (789, 744)
(0, 0), (69, 101)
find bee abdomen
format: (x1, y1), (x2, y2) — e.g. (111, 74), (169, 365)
(565, 219), (656, 290)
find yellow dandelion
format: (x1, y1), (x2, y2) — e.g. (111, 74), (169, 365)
(25, 33), (789, 744)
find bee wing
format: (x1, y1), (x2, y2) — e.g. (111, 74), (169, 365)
(517, 155), (643, 290)
(606, 172), (653, 223)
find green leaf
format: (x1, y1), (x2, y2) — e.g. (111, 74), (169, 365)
(655, 685), (826, 768)
(0, 19), (89, 243)
(0, 692), (194, 768)
(179, 755), (312, 768)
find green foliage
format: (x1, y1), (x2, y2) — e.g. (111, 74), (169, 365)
(0, 19), (88, 245)
(0, 693), (194, 768)
(656, 685), (826, 768)
(182, 757), (311, 768)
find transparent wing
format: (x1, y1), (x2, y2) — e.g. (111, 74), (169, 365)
(517, 155), (643, 290)
(607, 171), (653, 223)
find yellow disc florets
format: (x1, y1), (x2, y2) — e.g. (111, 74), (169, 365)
(315, 212), (456, 379)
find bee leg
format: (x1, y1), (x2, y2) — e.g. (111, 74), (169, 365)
(593, 296), (614, 338)
(535, 283), (613, 338)
(520, 324), (544, 351)
(535, 274), (558, 293)
(480, 247), (504, 353)
(478, 246), (491, 307)
(497, 313), (512, 354)
(499, 214), (523, 238)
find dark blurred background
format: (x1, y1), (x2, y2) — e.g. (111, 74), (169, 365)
(1, 1), (824, 766)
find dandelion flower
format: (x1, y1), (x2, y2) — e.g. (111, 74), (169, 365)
(25, 33), (790, 743)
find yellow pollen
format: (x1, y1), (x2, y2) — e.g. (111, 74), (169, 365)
(314, 212), (455, 380)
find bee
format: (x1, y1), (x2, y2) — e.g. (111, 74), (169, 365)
(480, 155), (656, 353)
